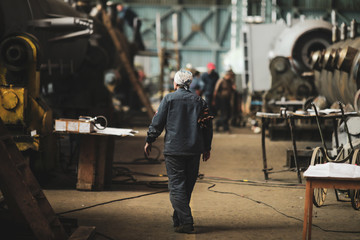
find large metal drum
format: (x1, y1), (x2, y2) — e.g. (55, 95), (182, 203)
(313, 34), (360, 106)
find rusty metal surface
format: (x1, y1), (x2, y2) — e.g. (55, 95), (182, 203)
(0, 87), (26, 125)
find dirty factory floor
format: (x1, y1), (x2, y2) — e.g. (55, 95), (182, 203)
(37, 127), (360, 239)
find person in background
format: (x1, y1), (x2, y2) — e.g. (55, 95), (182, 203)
(213, 69), (236, 132)
(201, 62), (219, 115)
(189, 71), (204, 96)
(144, 69), (213, 234)
(116, 4), (145, 50)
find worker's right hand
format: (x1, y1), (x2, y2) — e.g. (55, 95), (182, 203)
(202, 151), (210, 162)
(144, 142), (152, 157)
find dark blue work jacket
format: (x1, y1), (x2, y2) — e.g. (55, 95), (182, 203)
(146, 88), (213, 155)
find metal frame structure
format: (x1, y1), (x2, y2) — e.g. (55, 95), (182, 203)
(124, 3), (233, 72)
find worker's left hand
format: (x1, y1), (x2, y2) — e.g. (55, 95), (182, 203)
(202, 151), (210, 162)
(144, 142), (152, 157)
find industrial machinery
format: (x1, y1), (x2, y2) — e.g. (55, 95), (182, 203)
(309, 102), (360, 210)
(0, 0), (145, 237)
(238, 17), (334, 141)
(262, 18), (333, 113)
(310, 20), (360, 110)
(309, 20), (360, 180)
(239, 18), (332, 116)
(0, 0), (125, 174)
(0, 33), (57, 172)
(256, 18), (360, 183)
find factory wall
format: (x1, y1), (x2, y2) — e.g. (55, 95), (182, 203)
(116, 3), (232, 77)
(117, 0), (360, 78)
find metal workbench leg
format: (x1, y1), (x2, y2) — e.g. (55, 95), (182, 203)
(261, 117), (269, 180)
(333, 119), (339, 148)
(289, 117), (302, 183)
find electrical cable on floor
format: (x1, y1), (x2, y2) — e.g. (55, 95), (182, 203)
(204, 182), (360, 234)
(56, 189), (168, 216)
(113, 166), (167, 178)
(112, 166), (168, 188)
(200, 176), (305, 189)
(113, 146), (164, 165)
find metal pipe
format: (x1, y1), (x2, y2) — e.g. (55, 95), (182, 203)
(331, 10), (337, 26)
(332, 25), (339, 43)
(338, 101), (354, 150)
(288, 117), (302, 183)
(340, 22), (348, 41)
(271, 0), (277, 23)
(350, 19), (358, 39)
(231, 0), (238, 50)
(286, 12), (292, 27)
(261, 118), (269, 180)
(312, 103), (328, 152)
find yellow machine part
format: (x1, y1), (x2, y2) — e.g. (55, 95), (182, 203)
(0, 34), (57, 171)
(0, 65), (6, 85)
(29, 95), (53, 135)
(0, 86), (27, 125)
(18, 35), (40, 98)
(16, 137), (40, 152)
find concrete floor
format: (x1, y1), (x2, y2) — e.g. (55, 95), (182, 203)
(43, 127), (360, 240)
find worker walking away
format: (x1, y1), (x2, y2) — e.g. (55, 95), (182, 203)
(213, 70), (236, 132)
(189, 71), (204, 96)
(201, 62), (219, 115)
(144, 69), (213, 234)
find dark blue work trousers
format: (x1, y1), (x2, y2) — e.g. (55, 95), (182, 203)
(165, 154), (200, 226)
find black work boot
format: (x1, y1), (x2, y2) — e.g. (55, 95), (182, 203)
(174, 223), (195, 234)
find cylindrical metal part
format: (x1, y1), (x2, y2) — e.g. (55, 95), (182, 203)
(314, 33), (360, 106)
(318, 69), (335, 103)
(340, 23), (348, 41)
(286, 12), (292, 27)
(350, 19), (358, 39)
(352, 52), (360, 88)
(0, 36), (35, 72)
(1, 90), (19, 110)
(337, 46), (359, 72)
(331, 48), (341, 68)
(271, 19), (332, 73)
(332, 25), (340, 43)
(310, 50), (322, 70)
(322, 49), (336, 71)
(331, 10), (337, 26)
(271, 56), (289, 73)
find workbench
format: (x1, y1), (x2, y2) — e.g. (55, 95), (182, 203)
(302, 163), (360, 240)
(256, 109), (359, 183)
(56, 127), (137, 191)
